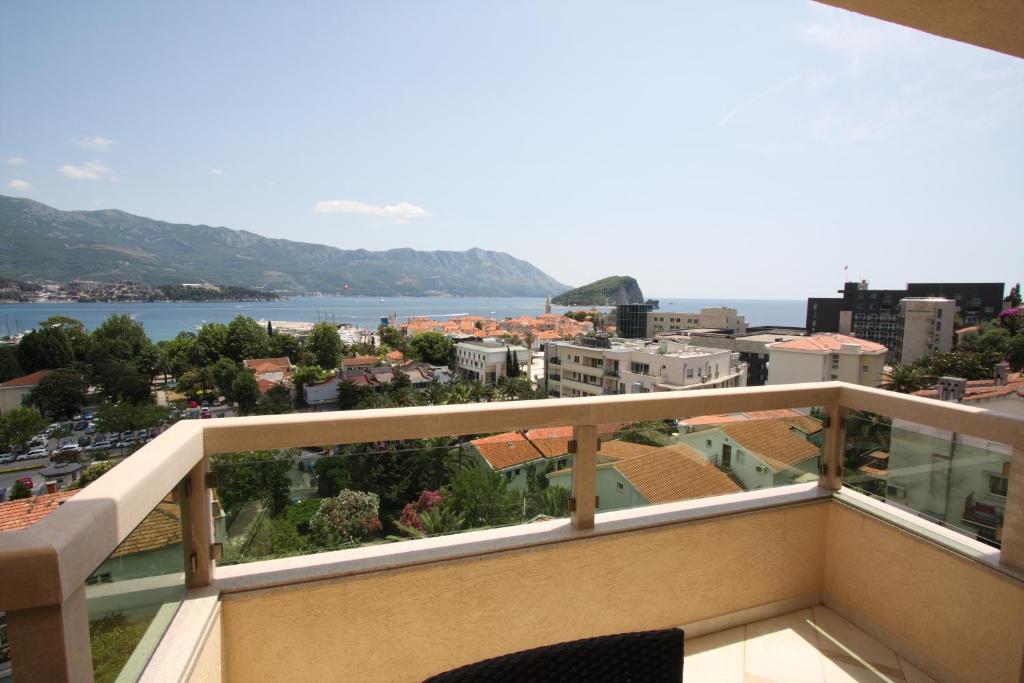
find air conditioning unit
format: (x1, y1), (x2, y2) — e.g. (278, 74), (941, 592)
(886, 484), (906, 500)
(755, 465), (767, 473)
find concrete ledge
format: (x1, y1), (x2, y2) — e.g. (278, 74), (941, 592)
(213, 482), (830, 594)
(138, 586), (220, 683)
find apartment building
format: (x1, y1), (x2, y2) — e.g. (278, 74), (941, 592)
(646, 306), (748, 337)
(766, 333), (887, 387)
(895, 297), (955, 365)
(884, 367), (1022, 546)
(454, 340), (530, 384)
(656, 327), (805, 386)
(544, 335), (746, 398)
(807, 280), (1005, 360)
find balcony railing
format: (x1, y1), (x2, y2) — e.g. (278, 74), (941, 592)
(1, 381), (1022, 682)
(548, 357), (561, 365)
(604, 368), (619, 378)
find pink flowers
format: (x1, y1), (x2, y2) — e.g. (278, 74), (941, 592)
(399, 489), (444, 531)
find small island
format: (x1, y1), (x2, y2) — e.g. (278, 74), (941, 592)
(551, 275), (645, 306)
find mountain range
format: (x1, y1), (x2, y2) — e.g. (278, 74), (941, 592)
(0, 195), (569, 297)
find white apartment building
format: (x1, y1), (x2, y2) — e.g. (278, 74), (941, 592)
(545, 337), (746, 398)
(454, 340), (530, 385)
(766, 333), (887, 387)
(896, 297), (955, 365)
(646, 307), (748, 337)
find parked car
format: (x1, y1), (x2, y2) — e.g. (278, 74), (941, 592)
(215, 412), (227, 418)
(88, 441), (110, 452)
(59, 444), (80, 453)
(83, 411), (94, 420)
(74, 421), (88, 431)
(16, 476), (34, 490)
(84, 423), (97, 434)
(72, 413), (82, 421)
(0, 453), (15, 464)
(59, 438), (74, 449)
(78, 436), (92, 447)
(45, 423), (61, 434)
(21, 447), (49, 460)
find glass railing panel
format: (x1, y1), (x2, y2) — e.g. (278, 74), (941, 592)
(596, 408), (826, 512)
(85, 491), (186, 683)
(842, 411), (1011, 548)
(213, 433), (577, 565)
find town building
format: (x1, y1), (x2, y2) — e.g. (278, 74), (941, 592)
(895, 297), (956, 365)
(544, 336), (746, 398)
(766, 334), (887, 387)
(242, 357), (293, 394)
(677, 415), (823, 490)
(646, 307), (748, 337)
(807, 281), (1005, 359)
(454, 341), (530, 384)
(0, 370), (49, 415)
(655, 327), (806, 386)
(614, 303), (653, 339)
(883, 367), (1022, 546)
(547, 441), (741, 512)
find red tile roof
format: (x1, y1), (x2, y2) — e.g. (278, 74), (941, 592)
(0, 370), (51, 389)
(243, 357), (290, 373)
(343, 355), (377, 367)
(913, 373), (1024, 403)
(719, 420), (821, 472)
(0, 490), (77, 532)
(614, 443), (741, 503)
(470, 432), (543, 470)
(770, 334), (886, 354)
(111, 501), (182, 558)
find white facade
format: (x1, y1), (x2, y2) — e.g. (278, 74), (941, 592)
(303, 375), (340, 406)
(896, 297), (955, 365)
(647, 307), (748, 337)
(545, 338), (746, 398)
(454, 341), (530, 385)
(766, 334), (887, 387)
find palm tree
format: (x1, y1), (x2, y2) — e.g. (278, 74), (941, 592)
(883, 364), (931, 393)
(533, 486), (571, 517)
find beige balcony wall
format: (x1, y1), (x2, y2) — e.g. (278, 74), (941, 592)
(824, 502), (1024, 682)
(219, 501), (828, 682)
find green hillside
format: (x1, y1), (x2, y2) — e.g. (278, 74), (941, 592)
(551, 276), (644, 306)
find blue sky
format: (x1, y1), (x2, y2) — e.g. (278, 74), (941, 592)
(1, 1), (1022, 299)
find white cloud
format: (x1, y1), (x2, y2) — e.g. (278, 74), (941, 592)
(313, 199), (431, 222)
(58, 160), (115, 181)
(797, 11), (920, 73)
(6, 179), (32, 193)
(5, 157), (25, 166)
(211, 168), (225, 175)
(75, 136), (115, 152)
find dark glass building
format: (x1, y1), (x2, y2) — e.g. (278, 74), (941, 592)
(615, 303), (653, 339)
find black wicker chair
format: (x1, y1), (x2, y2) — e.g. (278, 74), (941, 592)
(424, 628), (684, 682)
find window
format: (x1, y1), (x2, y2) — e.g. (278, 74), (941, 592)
(862, 365), (869, 372)
(937, 308), (943, 318)
(705, 439), (712, 447)
(987, 473), (1009, 497)
(830, 374), (838, 380)
(616, 482), (624, 491)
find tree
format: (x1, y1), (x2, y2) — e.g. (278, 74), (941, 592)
(195, 323), (229, 365)
(1008, 283), (1022, 308)
(225, 316), (269, 362)
(378, 326), (407, 354)
(0, 408), (48, 451)
(533, 485), (570, 517)
(267, 320), (274, 337)
(95, 402), (168, 436)
(408, 332), (453, 366)
(505, 347), (519, 378)
(91, 314), (154, 365)
(42, 316), (91, 361)
(337, 378), (369, 410)
(211, 358), (240, 399)
(31, 368), (86, 417)
(618, 421), (674, 447)
(0, 346), (22, 383)
(157, 334), (196, 380)
(1007, 334), (1024, 372)
(307, 322), (343, 369)
(883, 364), (931, 393)
(17, 326), (74, 372)
(292, 365), (328, 406)
(231, 371), (261, 415)
(309, 490), (382, 547)
(8, 479), (31, 500)
(211, 450), (294, 518)
(97, 360), (153, 404)
(68, 461), (117, 489)
(257, 383), (293, 414)
(445, 466), (521, 528)
(267, 332), (303, 363)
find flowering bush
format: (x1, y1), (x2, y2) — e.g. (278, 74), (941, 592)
(398, 490), (444, 531)
(309, 489), (382, 547)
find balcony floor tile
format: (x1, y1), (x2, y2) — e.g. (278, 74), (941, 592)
(683, 606), (937, 683)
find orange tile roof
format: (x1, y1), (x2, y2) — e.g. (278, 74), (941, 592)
(111, 501), (182, 558)
(0, 370), (51, 389)
(770, 334), (886, 354)
(243, 357), (290, 372)
(718, 420), (821, 472)
(470, 432), (544, 470)
(386, 350), (405, 361)
(0, 490), (77, 532)
(343, 355), (377, 367)
(598, 440), (658, 461)
(614, 444), (741, 503)
(913, 373), (1024, 403)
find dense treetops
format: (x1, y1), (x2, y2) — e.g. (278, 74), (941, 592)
(551, 275), (644, 306)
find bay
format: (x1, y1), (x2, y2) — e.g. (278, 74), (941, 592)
(0, 296), (806, 342)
